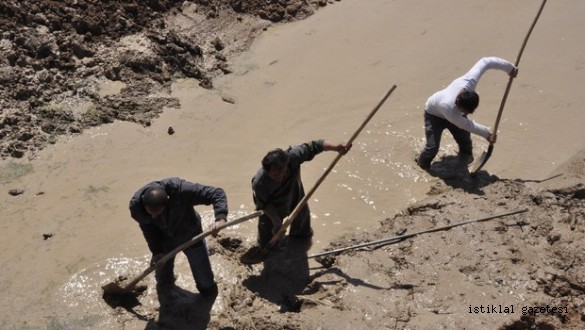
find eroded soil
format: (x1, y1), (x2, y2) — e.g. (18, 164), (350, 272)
(0, 0), (335, 159)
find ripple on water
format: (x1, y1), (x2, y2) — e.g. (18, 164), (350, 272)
(54, 256), (155, 328)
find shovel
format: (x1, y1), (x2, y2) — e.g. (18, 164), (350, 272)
(240, 85), (397, 265)
(102, 210), (262, 295)
(308, 208), (528, 264)
(471, 0), (547, 175)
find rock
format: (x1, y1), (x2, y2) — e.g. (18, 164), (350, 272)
(8, 189), (24, 196)
(70, 40), (95, 59)
(221, 95), (236, 104)
(211, 37), (225, 51)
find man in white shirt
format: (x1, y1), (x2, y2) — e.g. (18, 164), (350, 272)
(416, 57), (518, 170)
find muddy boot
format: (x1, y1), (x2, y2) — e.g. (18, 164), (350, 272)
(198, 282), (218, 299)
(415, 155), (431, 171)
(458, 152), (474, 165)
(156, 282), (177, 307)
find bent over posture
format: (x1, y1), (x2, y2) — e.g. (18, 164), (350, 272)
(129, 177), (227, 298)
(252, 139), (351, 248)
(417, 56), (517, 170)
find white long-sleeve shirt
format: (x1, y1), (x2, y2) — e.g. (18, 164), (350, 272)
(424, 57), (516, 139)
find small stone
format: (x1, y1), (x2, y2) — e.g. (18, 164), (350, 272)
(167, 127), (175, 135)
(212, 37), (225, 51)
(8, 189), (24, 196)
(221, 96), (235, 104)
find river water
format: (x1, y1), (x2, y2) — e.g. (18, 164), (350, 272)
(1, 0), (584, 328)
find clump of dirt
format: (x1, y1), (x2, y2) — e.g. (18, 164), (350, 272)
(0, 0), (340, 159)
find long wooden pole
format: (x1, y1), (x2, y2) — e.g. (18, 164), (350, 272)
(267, 85), (398, 248)
(103, 211), (262, 294)
(471, 0), (547, 174)
(308, 208), (528, 259)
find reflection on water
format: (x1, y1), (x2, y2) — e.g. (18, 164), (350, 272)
(54, 257), (154, 329)
(59, 256), (150, 306)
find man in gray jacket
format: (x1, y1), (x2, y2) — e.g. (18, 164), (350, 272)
(251, 139), (351, 249)
(129, 177), (227, 297)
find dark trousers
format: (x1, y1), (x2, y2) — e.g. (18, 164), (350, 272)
(418, 112), (473, 167)
(155, 241), (216, 294)
(257, 205), (312, 248)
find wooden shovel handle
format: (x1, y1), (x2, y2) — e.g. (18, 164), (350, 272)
(157, 210), (263, 265)
(491, 0), (547, 137)
(122, 211), (262, 290)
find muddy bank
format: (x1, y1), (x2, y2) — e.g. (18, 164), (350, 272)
(3, 0), (585, 329)
(95, 147), (585, 329)
(0, 0), (337, 159)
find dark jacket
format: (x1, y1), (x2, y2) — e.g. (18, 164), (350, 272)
(129, 177), (228, 254)
(251, 140), (324, 216)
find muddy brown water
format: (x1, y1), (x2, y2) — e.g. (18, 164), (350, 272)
(1, 0), (584, 328)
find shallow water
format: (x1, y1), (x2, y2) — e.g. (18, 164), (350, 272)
(1, 0), (584, 328)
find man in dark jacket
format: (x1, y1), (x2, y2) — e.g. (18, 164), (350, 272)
(251, 139), (351, 248)
(129, 177), (227, 297)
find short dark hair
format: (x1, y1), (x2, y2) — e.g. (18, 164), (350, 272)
(142, 187), (168, 208)
(261, 148), (288, 171)
(456, 90), (480, 113)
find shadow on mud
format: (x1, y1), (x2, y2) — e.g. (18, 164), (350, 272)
(242, 237), (312, 313)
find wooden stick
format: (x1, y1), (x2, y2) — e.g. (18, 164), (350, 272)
(471, 0), (547, 174)
(267, 85), (397, 248)
(308, 209), (528, 259)
(103, 211), (262, 293)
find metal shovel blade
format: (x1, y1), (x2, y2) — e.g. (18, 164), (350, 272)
(101, 281), (132, 295)
(239, 245), (270, 265)
(470, 145), (493, 175)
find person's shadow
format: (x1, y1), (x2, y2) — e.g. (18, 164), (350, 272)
(242, 237), (312, 312)
(425, 155), (498, 194)
(145, 285), (217, 330)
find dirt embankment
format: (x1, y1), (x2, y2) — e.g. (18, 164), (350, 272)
(211, 168), (585, 330)
(100, 153), (585, 329)
(0, 0), (337, 159)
